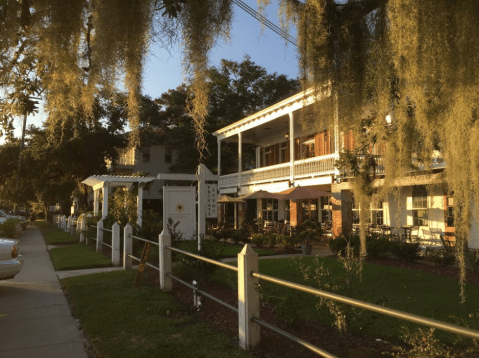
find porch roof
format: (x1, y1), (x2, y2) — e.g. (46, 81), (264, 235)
(212, 87), (330, 143)
(82, 175), (156, 191)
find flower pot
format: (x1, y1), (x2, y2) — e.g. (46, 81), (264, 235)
(301, 243), (312, 255)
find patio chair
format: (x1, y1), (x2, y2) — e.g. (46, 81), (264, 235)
(419, 229), (444, 257)
(439, 234), (454, 254)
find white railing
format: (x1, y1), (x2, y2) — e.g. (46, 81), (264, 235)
(115, 156), (135, 166)
(154, 238), (479, 356)
(87, 219), (121, 266)
(294, 154), (338, 179)
(219, 154), (339, 189)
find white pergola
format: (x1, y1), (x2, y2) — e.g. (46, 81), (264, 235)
(82, 175), (156, 226)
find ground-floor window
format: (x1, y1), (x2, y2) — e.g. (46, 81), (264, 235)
(412, 186), (428, 226)
(262, 198), (278, 222)
(320, 196), (332, 223)
(446, 194), (454, 227)
(352, 196), (383, 226)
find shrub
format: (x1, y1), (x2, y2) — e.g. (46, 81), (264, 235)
(366, 235), (393, 259)
(328, 234), (360, 256)
(250, 233), (265, 246)
(0, 219), (19, 238)
(390, 241), (421, 262)
(466, 249), (479, 272)
(428, 250), (456, 266)
(174, 235), (224, 282)
(277, 234), (297, 249)
(136, 210), (162, 241)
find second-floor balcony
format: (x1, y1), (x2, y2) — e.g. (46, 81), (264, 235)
(219, 153), (339, 189)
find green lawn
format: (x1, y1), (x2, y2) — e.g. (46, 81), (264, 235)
(211, 256), (479, 347)
(177, 240), (279, 258)
(49, 244), (113, 271)
(37, 220), (79, 245)
(62, 270), (252, 358)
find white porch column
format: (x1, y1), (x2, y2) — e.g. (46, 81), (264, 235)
(334, 91), (340, 154)
(255, 147), (261, 168)
(197, 165), (206, 250)
(289, 111), (295, 183)
(238, 132), (242, 174)
(101, 182), (109, 219)
(234, 203), (238, 229)
(137, 183), (144, 227)
(93, 189), (99, 216)
(217, 140), (221, 176)
(238, 132), (243, 191)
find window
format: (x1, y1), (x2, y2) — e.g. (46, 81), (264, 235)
(352, 196), (383, 226)
(412, 186), (428, 226)
(262, 198), (278, 222)
(320, 196), (332, 223)
(142, 147), (150, 163)
(371, 201), (384, 226)
(446, 194), (454, 227)
(165, 146), (172, 164)
(301, 135), (315, 159)
(280, 141), (289, 163)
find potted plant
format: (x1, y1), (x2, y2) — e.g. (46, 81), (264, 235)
(298, 220), (323, 255)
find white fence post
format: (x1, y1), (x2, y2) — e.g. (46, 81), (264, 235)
(70, 216), (76, 236)
(65, 215), (71, 232)
(62, 215), (66, 230)
(238, 244), (260, 350)
(159, 231), (172, 291)
(79, 215), (86, 243)
(96, 220), (104, 252)
(123, 224), (133, 269)
(112, 222), (120, 266)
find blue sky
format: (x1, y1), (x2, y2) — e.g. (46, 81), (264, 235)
(9, 1), (299, 140)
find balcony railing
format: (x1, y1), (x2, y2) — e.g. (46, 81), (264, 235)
(219, 154), (339, 189)
(115, 156), (135, 166)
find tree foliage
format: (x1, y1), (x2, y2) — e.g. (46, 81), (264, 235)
(153, 56), (299, 173)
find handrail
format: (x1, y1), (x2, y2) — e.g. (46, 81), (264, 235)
(166, 273), (238, 313)
(130, 234), (159, 247)
(252, 272), (479, 341)
(251, 317), (337, 358)
(167, 246), (238, 272)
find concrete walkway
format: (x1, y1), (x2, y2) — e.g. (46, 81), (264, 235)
(0, 227), (89, 358)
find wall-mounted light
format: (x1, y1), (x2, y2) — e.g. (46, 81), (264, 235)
(284, 131), (289, 139)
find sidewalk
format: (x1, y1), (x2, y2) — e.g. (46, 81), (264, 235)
(0, 227), (89, 358)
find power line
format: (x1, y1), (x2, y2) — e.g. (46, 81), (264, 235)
(232, 0), (298, 47)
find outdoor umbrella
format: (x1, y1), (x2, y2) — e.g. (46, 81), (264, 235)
(239, 190), (284, 200)
(277, 185), (330, 201)
(217, 195), (245, 203)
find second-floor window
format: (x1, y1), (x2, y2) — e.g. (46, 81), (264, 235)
(142, 147), (150, 163)
(165, 146), (172, 164)
(301, 135), (315, 159)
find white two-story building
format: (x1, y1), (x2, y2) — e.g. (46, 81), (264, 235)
(106, 143), (176, 213)
(213, 88), (478, 247)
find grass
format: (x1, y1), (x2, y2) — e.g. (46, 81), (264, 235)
(210, 256), (479, 347)
(50, 244), (113, 271)
(36, 220), (79, 245)
(177, 240), (279, 258)
(62, 270), (252, 358)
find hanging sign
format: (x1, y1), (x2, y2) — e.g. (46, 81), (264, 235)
(206, 184), (218, 218)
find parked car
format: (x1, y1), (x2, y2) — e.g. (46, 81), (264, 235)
(0, 209), (26, 223)
(0, 238), (23, 280)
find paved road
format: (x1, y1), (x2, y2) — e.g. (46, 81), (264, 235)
(0, 227), (89, 358)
